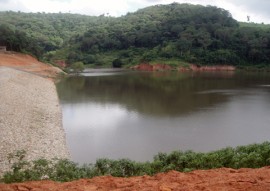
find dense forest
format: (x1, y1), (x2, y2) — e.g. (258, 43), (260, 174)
(1, 3), (270, 68)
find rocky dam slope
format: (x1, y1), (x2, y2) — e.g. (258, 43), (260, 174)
(0, 52), (69, 176)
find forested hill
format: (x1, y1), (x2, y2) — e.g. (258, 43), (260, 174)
(0, 12), (105, 57)
(1, 3), (270, 68)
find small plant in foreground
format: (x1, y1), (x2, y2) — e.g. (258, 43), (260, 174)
(2, 141), (270, 183)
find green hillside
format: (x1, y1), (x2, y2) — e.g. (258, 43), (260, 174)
(239, 22), (270, 29)
(1, 3), (270, 68)
(0, 11), (109, 58)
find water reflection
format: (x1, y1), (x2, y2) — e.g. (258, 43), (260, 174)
(57, 71), (270, 164)
(58, 72), (239, 116)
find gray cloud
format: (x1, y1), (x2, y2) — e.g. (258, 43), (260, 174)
(49, 0), (71, 2)
(145, 0), (163, 2)
(0, 0), (28, 12)
(223, 0), (270, 23)
(227, 0), (270, 14)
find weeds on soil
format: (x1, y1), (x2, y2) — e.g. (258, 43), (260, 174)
(2, 141), (270, 183)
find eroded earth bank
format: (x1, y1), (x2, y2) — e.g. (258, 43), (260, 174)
(1, 167), (270, 191)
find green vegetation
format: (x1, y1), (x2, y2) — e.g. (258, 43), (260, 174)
(0, 12), (102, 59)
(1, 3), (270, 68)
(70, 62), (85, 73)
(2, 142), (270, 183)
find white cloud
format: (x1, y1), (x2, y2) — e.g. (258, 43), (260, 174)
(68, 0), (130, 16)
(0, 0), (27, 12)
(213, 0), (270, 23)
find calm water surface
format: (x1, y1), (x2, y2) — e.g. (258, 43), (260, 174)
(56, 71), (270, 164)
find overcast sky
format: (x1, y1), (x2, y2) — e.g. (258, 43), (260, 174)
(0, 0), (269, 24)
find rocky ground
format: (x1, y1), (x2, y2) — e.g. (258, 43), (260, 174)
(0, 52), (69, 176)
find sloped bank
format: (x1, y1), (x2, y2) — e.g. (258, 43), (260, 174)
(0, 67), (69, 176)
(0, 51), (64, 79)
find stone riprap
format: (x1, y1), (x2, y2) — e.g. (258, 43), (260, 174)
(0, 67), (69, 176)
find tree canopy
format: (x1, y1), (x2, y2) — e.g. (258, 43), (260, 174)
(1, 3), (270, 67)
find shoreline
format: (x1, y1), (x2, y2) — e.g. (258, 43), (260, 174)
(0, 67), (69, 176)
(131, 63), (236, 72)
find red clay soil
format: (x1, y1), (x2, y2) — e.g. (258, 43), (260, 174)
(131, 63), (173, 71)
(0, 52), (63, 79)
(1, 167), (270, 191)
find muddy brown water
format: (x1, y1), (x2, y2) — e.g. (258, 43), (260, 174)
(56, 70), (270, 164)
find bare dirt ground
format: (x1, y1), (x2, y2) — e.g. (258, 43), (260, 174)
(0, 52), (63, 79)
(1, 167), (270, 191)
(1, 52), (270, 191)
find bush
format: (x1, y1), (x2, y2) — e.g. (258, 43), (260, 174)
(2, 142), (270, 183)
(70, 62), (85, 73)
(112, 58), (123, 68)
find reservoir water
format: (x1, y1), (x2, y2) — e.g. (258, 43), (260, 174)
(56, 71), (270, 164)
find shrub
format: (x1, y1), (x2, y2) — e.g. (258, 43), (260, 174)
(2, 142), (270, 183)
(70, 62), (84, 73)
(112, 58), (123, 68)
